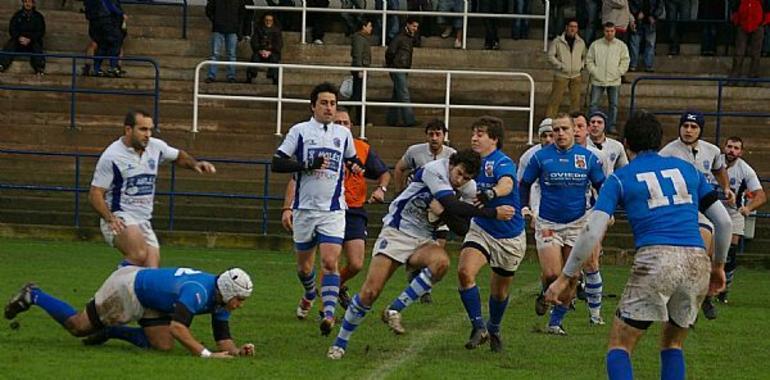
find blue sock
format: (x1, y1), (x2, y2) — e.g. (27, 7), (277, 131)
(487, 296), (509, 334)
(408, 268), (432, 294)
(106, 326), (150, 349)
(548, 304), (569, 327)
(333, 294), (371, 350)
(585, 270), (603, 319)
(297, 270), (317, 301)
(389, 267), (433, 312)
(117, 259), (135, 269)
(321, 272), (340, 319)
(607, 348), (633, 380)
(459, 285), (485, 330)
(30, 288), (77, 327)
(661, 348), (685, 380)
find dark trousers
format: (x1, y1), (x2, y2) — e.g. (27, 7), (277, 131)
(0, 38), (45, 72)
(732, 27), (765, 78)
(90, 17), (124, 71)
(478, 0), (505, 46)
(308, 0), (330, 41)
(248, 52), (281, 83)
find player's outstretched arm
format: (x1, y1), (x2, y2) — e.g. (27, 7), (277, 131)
(703, 201), (732, 295)
(170, 320), (232, 358)
(175, 150), (217, 174)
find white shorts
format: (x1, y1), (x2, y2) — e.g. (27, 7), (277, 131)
(727, 207), (745, 236)
(373, 227), (438, 264)
(93, 266), (146, 326)
(463, 222), (526, 274)
(100, 212), (159, 248)
(617, 245), (710, 328)
(697, 212), (714, 234)
(293, 209), (345, 251)
(535, 212), (589, 249)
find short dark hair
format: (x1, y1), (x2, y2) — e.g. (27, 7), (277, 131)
(424, 118), (448, 134)
(565, 17), (579, 28)
(405, 16), (419, 25)
(124, 109), (149, 128)
(357, 17), (372, 31)
(471, 116), (505, 149)
(310, 82), (339, 106)
(336, 105), (349, 114)
(623, 110), (662, 153)
(449, 148), (481, 179)
(726, 136), (744, 148)
(603, 21), (615, 29)
(569, 111), (587, 122)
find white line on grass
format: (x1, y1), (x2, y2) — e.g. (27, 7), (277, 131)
(365, 281), (542, 380)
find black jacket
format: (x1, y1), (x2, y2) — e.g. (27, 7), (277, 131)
(206, 0), (247, 35)
(84, 0), (123, 20)
(385, 28), (414, 69)
(251, 23), (282, 54)
(9, 8), (46, 43)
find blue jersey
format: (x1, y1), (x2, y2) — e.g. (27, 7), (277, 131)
(134, 268), (230, 321)
(521, 144), (605, 224)
(473, 149), (524, 238)
(594, 152), (715, 249)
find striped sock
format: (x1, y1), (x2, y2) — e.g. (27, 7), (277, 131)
(333, 294), (371, 350)
(725, 244), (738, 290)
(487, 296), (509, 334)
(408, 268), (432, 294)
(607, 348), (633, 380)
(30, 288), (77, 326)
(389, 267), (433, 312)
(548, 304), (569, 327)
(459, 285), (485, 330)
(660, 348), (685, 380)
(297, 270), (317, 301)
(321, 272), (340, 319)
(585, 270), (603, 319)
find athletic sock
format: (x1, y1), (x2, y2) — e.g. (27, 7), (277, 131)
(548, 304), (569, 327)
(408, 267), (432, 295)
(389, 267), (433, 312)
(297, 270), (317, 301)
(106, 326), (150, 349)
(320, 272), (340, 319)
(725, 244), (738, 290)
(607, 348), (633, 380)
(30, 288), (77, 326)
(458, 285), (485, 330)
(660, 348), (685, 380)
(487, 296), (509, 334)
(333, 294), (371, 350)
(585, 270), (603, 318)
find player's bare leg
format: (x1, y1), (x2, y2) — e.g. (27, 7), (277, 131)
(114, 226), (158, 268)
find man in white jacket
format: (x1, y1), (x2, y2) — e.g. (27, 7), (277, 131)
(546, 18), (587, 118)
(586, 22), (630, 135)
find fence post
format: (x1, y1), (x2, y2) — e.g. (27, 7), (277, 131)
(182, 0), (188, 39)
(444, 72), (452, 141)
(301, 0), (307, 44)
(169, 165), (176, 231)
(360, 70), (368, 139)
(74, 154), (81, 228)
(70, 57), (77, 129)
(262, 164), (270, 235)
(276, 66), (284, 136)
(462, 0), (468, 49)
(153, 61), (160, 131)
(543, 0), (550, 52)
(716, 80), (724, 145)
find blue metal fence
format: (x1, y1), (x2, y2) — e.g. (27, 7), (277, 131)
(0, 52), (161, 130)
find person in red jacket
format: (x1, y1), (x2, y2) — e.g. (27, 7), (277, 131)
(730, 0), (770, 84)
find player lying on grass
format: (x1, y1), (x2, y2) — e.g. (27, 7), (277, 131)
(5, 267), (254, 358)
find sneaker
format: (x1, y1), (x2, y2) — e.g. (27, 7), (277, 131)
(628, 66), (637, 72)
(296, 297), (314, 320)
(545, 324), (567, 336)
(82, 329), (110, 346)
(5, 283), (36, 320)
(227, 77), (236, 83)
(320, 316), (335, 336)
(464, 327), (489, 349)
(489, 331), (503, 352)
(419, 292), (433, 304)
(338, 285), (351, 310)
(535, 294), (548, 316)
(81, 64), (91, 76)
(381, 309), (405, 335)
(454, 39), (462, 49)
(327, 345), (345, 360)
(0, 64), (5, 72)
(491, 41), (500, 50)
(205, 77), (215, 83)
(702, 297), (718, 320)
(313, 39), (324, 45)
(716, 292), (729, 304)
(35, 71), (45, 76)
(106, 67), (124, 78)
(589, 315), (606, 326)
(440, 26), (452, 39)
(644, 67), (655, 73)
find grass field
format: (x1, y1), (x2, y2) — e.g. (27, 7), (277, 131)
(1, 238), (769, 379)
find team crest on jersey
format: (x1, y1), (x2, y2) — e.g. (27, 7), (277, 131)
(306, 139), (317, 146)
(484, 161), (495, 176)
(730, 178), (736, 185)
(703, 160), (711, 170)
(575, 155), (586, 169)
(610, 153), (617, 161)
(379, 239), (388, 249)
(333, 137), (341, 148)
(148, 158), (156, 170)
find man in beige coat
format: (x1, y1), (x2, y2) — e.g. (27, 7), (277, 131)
(586, 22), (630, 134)
(546, 18), (586, 118)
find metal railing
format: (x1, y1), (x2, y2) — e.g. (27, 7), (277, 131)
(629, 76), (770, 145)
(193, 61), (536, 144)
(0, 52), (161, 130)
(123, 0), (189, 39)
(0, 149), (280, 235)
(247, 0), (550, 51)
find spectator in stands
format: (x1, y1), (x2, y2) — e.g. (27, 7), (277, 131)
(510, 0), (530, 40)
(699, 0), (726, 56)
(81, 11), (127, 77)
(350, 18), (373, 125)
(374, 0), (401, 45)
(84, 0), (125, 77)
(437, 0), (463, 49)
(665, 0), (691, 55)
(0, 0), (46, 75)
(546, 18), (586, 117)
(602, 0), (633, 42)
(628, 0), (661, 72)
(729, 0), (770, 84)
(341, 0), (366, 37)
(408, 0), (433, 47)
(386, 17), (419, 127)
(479, 0), (504, 49)
(577, 0), (601, 43)
(205, 0), (246, 83)
(266, 0), (297, 31)
(586, 22), (630, 134)
(247, 13), (282, 85)
(308, 0), (329, 44)
(547, 0), (568, 39)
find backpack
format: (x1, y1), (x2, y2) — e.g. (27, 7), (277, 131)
(731, 0), (764, 33)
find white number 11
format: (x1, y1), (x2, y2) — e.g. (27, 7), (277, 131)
(636, 169), (693, 209)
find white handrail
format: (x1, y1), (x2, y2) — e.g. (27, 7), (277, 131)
(247, 0), (551, 52)
(192, 61), (536, 145)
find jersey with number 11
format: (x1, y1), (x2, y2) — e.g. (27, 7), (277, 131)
(594, 152), (716, 249)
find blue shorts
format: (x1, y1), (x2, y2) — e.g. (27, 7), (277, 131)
(345, 208), (368, 242)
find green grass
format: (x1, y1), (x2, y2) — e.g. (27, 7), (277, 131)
(1, 238), (769, 379)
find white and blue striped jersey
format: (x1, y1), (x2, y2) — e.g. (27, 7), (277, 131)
(384, 159), (475, 239)
(660, 138), (724, 187)
(588, 136), (628, 173)
(725, 158), (763, 210)
(91, 137), (179, 221)
(277, 118), (357, 211)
